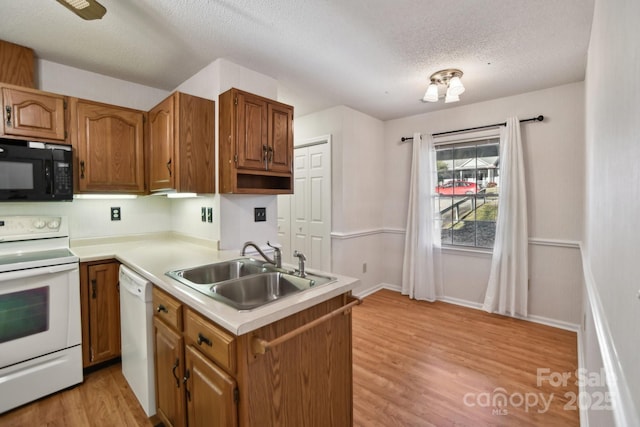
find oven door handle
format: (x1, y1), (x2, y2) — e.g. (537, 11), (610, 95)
(0, 263), (78, 282)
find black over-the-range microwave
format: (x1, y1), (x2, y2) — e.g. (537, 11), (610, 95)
(0, 138), (73, 201)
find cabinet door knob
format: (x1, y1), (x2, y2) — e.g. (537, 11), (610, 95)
(156, 304), (168, 313)
(80, 161), (85, 179)
(91, 279), (97, 299)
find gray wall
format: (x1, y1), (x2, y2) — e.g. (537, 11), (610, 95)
(583, 0), (640, 423)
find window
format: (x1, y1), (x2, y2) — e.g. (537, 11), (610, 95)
(0, 287), (49, 343)
(435, 137), (500, 249)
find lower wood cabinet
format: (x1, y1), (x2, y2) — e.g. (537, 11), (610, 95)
(185, 345), (238, 427)
(80, 260), (121, 368)
(152, 286), (353, 427)
(153, 287), (237, 427)
(154, 316), (187, 427)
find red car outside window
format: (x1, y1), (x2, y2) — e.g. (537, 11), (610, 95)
(435, 181), (478, 195)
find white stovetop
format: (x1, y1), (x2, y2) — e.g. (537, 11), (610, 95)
(70, 234), (359, 336)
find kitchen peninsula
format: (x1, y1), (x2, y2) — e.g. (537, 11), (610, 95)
(71, 234), (359, 427)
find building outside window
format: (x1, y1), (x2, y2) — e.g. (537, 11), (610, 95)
(435, 137), (500, 249)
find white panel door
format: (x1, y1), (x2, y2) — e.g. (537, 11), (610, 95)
(293, 150), (309, 261)
(277, 193), (292, 264)
(277, 136), (331, 271)
(306, 143), (330, 270)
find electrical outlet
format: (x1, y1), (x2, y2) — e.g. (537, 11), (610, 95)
(110, 207), (121, 221)
(254, 207), (266, 222)
(201, 207), (206, 222)
(207, 207), (213, 223)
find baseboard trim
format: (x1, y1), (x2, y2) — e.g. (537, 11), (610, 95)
(438, 295), (483, 310)
(576, 328), (588, 427)
(361, 284), (580, 332)
(514, 313), (580, 333)
(353, 283), (400, 299)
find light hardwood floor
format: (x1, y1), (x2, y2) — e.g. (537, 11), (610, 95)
(352, 290), (579, 427)
(0, 362), (153, 427)
(0, 289), (579, 426)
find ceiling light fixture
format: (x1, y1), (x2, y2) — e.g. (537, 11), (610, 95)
(422, 69), (465, 103)
(56, 0), (107, 20)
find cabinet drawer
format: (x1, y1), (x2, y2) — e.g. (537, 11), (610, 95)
(153, 287), (183, 331)
(184, 307), (236, 373)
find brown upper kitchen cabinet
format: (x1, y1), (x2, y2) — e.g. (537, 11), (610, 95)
(1, 85), (66, 142)
(148, 92), (215, 193)
(0, 40), (35, 88)
(70, 98), (145, 193)
(218, 88), (293, 194)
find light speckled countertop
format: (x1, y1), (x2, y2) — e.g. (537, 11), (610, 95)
(70, 234), (359, 335)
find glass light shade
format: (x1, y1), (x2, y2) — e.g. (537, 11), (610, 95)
(447, 76), (465, 96)
(65, 0), (90, 9)
(422, 83), (439, 102)
(444, 88), (460, 103)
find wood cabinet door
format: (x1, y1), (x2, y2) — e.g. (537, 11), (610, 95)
(175, 93), (215, 194)
(86, 262), (121, 365)
(0, 41), (35, 88)
(2, 87), (65, 141)
(73, 99), (145, 193)
(185, 345), (237, 427)
(148, 94), (175, 191)
(154, 317), (187, 427)
(235, 91), (267, 171)
(267, 102), (293, 173)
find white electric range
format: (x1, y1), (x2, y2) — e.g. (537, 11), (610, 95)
(0, 215), (82, 414)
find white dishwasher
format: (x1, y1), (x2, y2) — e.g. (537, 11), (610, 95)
(119, 265), (156, 416)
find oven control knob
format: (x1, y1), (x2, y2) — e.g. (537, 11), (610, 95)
(47, 219), (60, 229)
(33, 219), (46, 229)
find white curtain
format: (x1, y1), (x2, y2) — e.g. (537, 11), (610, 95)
(483, 117), (529, 316)
(401, 132), (441, 301)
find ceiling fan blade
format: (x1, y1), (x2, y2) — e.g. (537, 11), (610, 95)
(55, 0), (107, 20)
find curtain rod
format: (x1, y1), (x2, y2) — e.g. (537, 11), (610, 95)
(400, 115), (544, 142)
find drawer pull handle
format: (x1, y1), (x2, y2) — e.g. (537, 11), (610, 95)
(166, 158), (172, 177)
(5, 106), (11, 127)
(252, 296), (362, 355)
(197, 333), (212, 347)
(156, 304), (168, 313)
(80, 161), (85, 179)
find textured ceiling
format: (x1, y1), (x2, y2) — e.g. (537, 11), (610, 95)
(1, 0), (594, 120)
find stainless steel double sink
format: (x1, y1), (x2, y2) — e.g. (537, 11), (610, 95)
(165, 258), (336, 311)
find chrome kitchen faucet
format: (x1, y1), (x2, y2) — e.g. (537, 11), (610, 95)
(241, 241), (282, 268)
